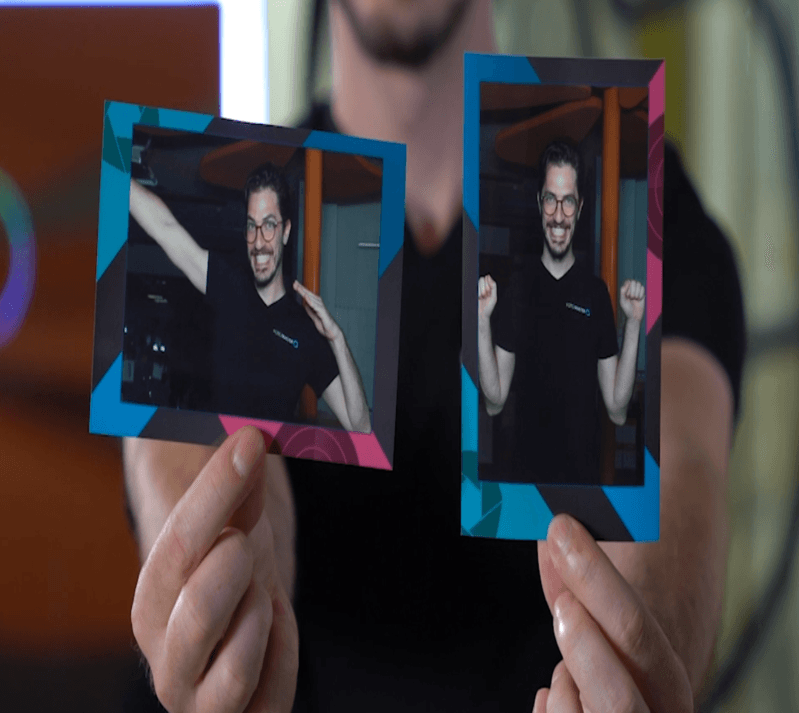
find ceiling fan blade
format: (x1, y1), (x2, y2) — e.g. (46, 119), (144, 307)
(481, 82), (592, 112)
(618, 86), (648, 111)
(199, 140), (298, 190)
(494, 96), (603, 167)
(322, 153), (383, 203)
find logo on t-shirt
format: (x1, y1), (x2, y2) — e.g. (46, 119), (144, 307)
(565, 301), (591, 317)
(273, 329), (299, 349)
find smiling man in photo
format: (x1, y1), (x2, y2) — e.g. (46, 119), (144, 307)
(478, 139), (645, 484)
(128, 161), (371, 432)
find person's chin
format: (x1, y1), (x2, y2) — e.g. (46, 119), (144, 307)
(546, 241), (568, 259)
(253, 268), (276, 290)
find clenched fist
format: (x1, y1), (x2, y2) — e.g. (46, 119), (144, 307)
(478, 274), (498, 321)
(620, 279), (645, 324)
(130, 428), (299, 713)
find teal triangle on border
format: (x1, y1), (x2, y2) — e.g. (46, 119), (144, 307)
(90, 353), (157, 437)
(471, 504), (502, 538)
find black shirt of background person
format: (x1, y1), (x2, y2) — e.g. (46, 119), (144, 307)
(204, 250), (339, 422)
(490, 256), (618, 485)
(124, 104), (747, 713)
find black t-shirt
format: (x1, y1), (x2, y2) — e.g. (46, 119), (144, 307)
(124, 105), (746, 713)
(204, 250), (338, 421)
(491, 257), (618, 484)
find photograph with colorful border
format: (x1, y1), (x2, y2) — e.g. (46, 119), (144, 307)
(91, 101), (405, 470)
(462, 55), (664, 540)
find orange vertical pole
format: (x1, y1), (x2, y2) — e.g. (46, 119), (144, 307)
(300, 149), (323, 420)
(600, 88), (621, 485)
(303, 149), (323, 292)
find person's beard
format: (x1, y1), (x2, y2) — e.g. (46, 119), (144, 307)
(543, 219), (574, 262)
(251, 243), (284, 290)
(335, 0), (473, 68)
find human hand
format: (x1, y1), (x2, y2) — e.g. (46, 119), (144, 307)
(533, 514), (693, 713)
(294, 280), (341, 342)
(478, 274), (497, 321)
(620, 279), (645, 324)
(130, 427), (298, 713)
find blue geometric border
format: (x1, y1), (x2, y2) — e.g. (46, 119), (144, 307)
(461, 54), (663, 541)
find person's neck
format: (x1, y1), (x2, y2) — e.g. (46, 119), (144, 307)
(255, 273), (286, 306)
(329, 0), (496, 256)
(541, 249), (576, 280)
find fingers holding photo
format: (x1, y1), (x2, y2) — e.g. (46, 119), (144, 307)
(131, 427), (299, 713)
(539, 515), (693, 713)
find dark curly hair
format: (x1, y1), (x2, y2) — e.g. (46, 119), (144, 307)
(538, 140), (584, 201)
(244, 162), (293, 224)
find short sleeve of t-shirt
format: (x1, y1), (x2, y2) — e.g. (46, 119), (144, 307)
(205, 249), (339, 404)
(662, 143), (746, 420)
(305, 318), (339, 397)
(594, 277), (619, 360)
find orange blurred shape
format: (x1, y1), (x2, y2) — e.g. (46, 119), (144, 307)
(0, 5), (219, 656)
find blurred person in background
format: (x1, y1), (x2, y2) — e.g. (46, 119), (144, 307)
(123, 1), (746, 711)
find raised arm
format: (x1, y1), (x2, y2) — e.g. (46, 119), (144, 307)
(598, 279), (645, 425)
(293, 281), (371, 434)
(129, 178), (210, 294)
(477, 275), (516, 416)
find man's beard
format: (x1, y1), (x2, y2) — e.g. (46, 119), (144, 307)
(251, 247), (283, 290)
(336, 0), (473, 68)
(543, 221), (573, 261)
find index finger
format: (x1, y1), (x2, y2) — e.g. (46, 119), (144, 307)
(546, 515), (693, 710)
(136, 427), (266, 631)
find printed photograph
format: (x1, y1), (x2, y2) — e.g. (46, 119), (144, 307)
(476, 82), (649, 486)
(461, 54), (664, 541)
(122, 127), (381, 434)
(91, 103), (405, 470)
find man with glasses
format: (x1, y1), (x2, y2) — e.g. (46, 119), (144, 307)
(128, 162), (371, 432)
(478, 140), (644, 484)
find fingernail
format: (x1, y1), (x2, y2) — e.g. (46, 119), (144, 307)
(554, 590), (573, 621)
(551, 516), (573, 559)
(553, 591), (574, 637)
(233, 429), (264, 479)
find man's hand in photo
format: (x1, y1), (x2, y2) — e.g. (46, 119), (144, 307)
(293, 280), (342, 343)
(130, 428), (299, 713)
(478, 274), (498, 321)
(620, 279), (645, 324)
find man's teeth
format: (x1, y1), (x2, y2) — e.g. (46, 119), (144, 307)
(552, 228), (565, 237)
(255, 254), (270, 265)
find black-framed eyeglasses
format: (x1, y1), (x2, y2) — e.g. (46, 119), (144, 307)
(540, 192), (578, 217)
(246, 218), (283, 243)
